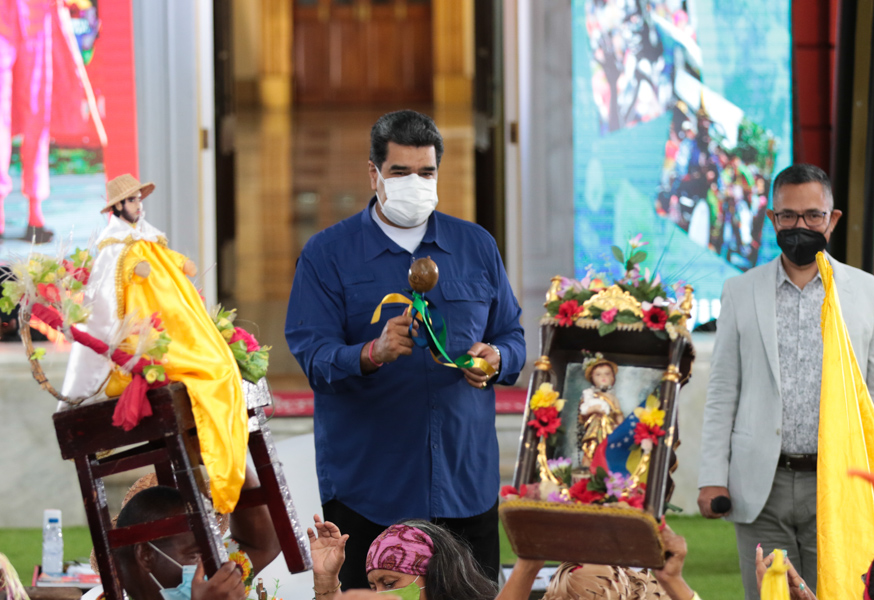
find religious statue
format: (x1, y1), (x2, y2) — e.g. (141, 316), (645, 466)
(60, 174), (248, 513)
(578, 357), (624, 470)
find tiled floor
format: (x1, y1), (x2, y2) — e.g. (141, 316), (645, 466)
(227, 104), (475, 389)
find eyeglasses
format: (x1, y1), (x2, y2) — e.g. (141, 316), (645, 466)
(773, 210), (829, 228)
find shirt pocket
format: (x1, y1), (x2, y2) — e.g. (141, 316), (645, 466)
(343, 281), (402, 339)
(437, 280), (492, 353)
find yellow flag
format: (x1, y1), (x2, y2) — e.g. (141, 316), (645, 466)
(761, 550), (790, 600)
(816, 252), (874, 599)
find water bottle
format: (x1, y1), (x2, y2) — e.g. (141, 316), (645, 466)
(41, 509), (64, 576)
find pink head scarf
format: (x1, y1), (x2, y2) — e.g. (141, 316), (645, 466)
(365, 524), (434, 576)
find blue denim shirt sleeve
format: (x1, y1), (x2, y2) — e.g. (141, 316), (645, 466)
(284, 248), (367, 394)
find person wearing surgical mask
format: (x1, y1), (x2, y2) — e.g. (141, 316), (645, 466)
(308, 517), (497, 600)
(286, 110), (526, 589)
(698, 163), (874, 600)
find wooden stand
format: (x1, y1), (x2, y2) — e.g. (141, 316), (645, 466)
(53, 382), (310, 600)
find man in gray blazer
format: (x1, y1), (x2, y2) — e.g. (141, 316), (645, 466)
(697, 163), (874, 599)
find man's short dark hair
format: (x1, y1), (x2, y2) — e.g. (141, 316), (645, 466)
(115, 486), (185, 573)
(370, 110), (444, 169)
(772, 163), (833, 207)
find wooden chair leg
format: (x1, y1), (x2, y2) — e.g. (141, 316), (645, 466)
(163, 430), (225, 576)
(247, 407), (311, 573)
(75, 455), (124, 600)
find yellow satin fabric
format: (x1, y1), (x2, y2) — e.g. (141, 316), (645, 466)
(107, 240), (248, 513)
(816, 252), (874, 600)
(761, 550), (790, 600)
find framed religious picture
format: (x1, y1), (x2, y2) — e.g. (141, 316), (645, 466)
(499, 241), (695, 568)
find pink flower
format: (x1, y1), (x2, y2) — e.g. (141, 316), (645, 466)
(229, 327), (260, 352)
(600, 308), (618, 324)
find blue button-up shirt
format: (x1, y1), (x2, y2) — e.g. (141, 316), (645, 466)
(285, 199), (526, 524)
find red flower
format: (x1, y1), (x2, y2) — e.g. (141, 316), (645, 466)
(63, 260), (90, 285)
(229, 326), (260, 352)
(569, 479), (604, 504)
(527, 406), (561, 437)
(557, 300), (584, 327)
(37, 283), (61, 304)
(500, 484), (529, 498)
(624, 491), (646, 509)
(642, 306), (667, 330)
(634, 422), (666, 445)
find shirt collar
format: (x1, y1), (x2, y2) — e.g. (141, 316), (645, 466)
(776, 256), (822, 290)
(361, 196), (451, 261)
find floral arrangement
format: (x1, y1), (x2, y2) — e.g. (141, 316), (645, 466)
(543, 235), (690, 340)
(0, 248), (94, 327)
(211, 305), (271, 383)
(501, 381), (668, 511)
(526, 382), (566, 443)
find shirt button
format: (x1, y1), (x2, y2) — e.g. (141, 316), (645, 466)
(432, 444), (438, 449)
(776, 429), (781, 435)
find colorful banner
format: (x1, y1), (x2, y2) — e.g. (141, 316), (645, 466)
(573, 0), (792, 326)
(0, 0), (138, 261)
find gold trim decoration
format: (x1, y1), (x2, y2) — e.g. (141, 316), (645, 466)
(581, 285), (644, 318)
(499, 497), (662, 523)
(115, 237), (138, 319)
(537, 437), (561, 485)
(678, 284), (694, 327)
(534, 355), (552, 371)
(662, 364), (681, 383)
(544, 275), (563, 306)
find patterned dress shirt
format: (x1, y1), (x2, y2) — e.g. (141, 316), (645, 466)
(775, 259), (824, 454)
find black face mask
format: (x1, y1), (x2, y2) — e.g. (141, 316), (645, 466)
(776, 228), (828, 266)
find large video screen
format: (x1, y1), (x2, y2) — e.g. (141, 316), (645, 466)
(572, 0), (792, 326)
(0, 0), (138, 262)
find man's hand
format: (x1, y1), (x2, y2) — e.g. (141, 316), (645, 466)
(191, 559), (246, 600)
(461, 342), (500, 389)
(134, 261), (151, 278)
(362, 315), (419, 372)
(697, 486), (731, 518)
(183, 259), (198, 277)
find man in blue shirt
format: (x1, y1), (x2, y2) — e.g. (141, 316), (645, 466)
(285, 110), (525, 588)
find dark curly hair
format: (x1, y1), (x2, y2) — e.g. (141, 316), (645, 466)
(395, 520), (497, 600)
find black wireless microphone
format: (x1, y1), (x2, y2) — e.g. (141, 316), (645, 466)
(711, 496), (732, 514)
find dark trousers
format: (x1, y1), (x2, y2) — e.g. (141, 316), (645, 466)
(322, 499), (500, 590)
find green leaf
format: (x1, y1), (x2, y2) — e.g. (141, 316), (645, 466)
(29, 348), (46, 361)
(611, 245), (625, 265)
(598, 322), (617, 337)
(615, 313), (639, 324)
(665, 502), (684, 513)
(668, 313), (683, 324)
(652, 330), (668, 341)
(0, 297), (14, 314)
(629, 250), (648, 264)
(545, 300), (562, 315)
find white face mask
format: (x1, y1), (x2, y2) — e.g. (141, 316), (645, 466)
(375, 167), (439, 228)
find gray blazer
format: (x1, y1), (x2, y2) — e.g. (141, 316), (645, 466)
(698, 254), (874, 523)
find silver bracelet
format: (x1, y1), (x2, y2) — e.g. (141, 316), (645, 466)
(486, 343), (501, 378)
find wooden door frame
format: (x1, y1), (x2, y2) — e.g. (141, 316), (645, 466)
(258, 0), (473, 108)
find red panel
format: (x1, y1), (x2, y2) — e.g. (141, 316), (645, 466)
(795, 48), (831, 127)
(799, 127), (831, 170)
(793, 0), (829, 45)
(829, 0), (840, 46)
(86, 1), (139, 179)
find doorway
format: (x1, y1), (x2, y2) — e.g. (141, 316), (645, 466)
(293, 0), (433, 104)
